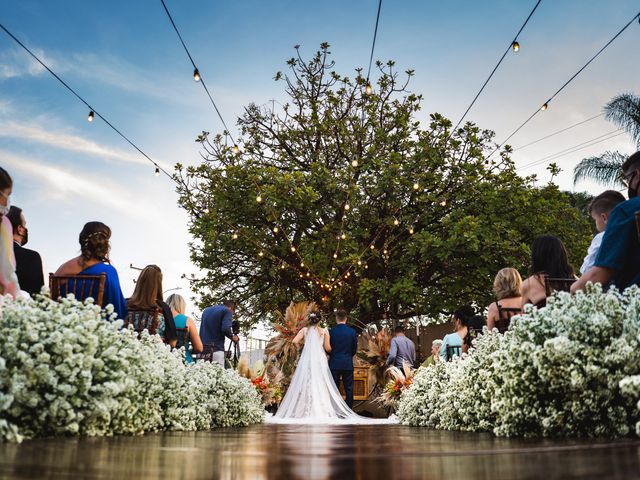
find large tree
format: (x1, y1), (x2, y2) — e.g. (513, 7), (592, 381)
(176, 44), (590, 329)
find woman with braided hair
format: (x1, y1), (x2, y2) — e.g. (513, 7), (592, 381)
(55, 221), (127, 319)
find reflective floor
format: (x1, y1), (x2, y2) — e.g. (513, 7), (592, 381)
(1, 424), (639, 479)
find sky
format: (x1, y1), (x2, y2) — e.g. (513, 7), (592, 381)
(1, 0), (638, 322)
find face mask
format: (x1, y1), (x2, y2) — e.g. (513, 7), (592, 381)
(0, 197), (10, 216)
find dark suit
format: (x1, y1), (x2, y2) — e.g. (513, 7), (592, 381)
(13, 242), (44, 296)
(329, 323), (358, 408)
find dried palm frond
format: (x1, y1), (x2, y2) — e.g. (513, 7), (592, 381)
(377, 360), (415, 410)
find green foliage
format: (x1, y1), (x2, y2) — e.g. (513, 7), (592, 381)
(176, 45), (590, 328)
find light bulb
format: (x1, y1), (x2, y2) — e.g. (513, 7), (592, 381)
(88, 111), (95, 122)
(409, 227), (414, 235)
(258, 251), (264, 257)
(333, 254), (338, 259)
(232, 233), (238, 240)
(370, 245), (375, 250)
(300, 262), (304, 267)
(203, 207), (210, 214)
(281, 264), (286, 270)
(306, 272), (310, 277)
(383, 249), (388, 255)
(193, 68), (201, 82)
(232, 145), (240, 154)
(541, 102), (549, 111)
(344, 204), (350, 211)
(357, 260), (362, 266)
(341, 233), (346, 240)
(291, 246), (296, 252)
(273, 227), (279, 233)
(256, 195), (262, 203)
(440, 200), (447, 207)
(351, 159), (358, 167)
(393, 219), (399, 226)
(299, 274), (303, 278)
(364, 264), (369, 269)
(511, 41), (520, 52)
(154, 167), (160, 177)
(413, 182), (420, 190)
(365, 83), (373, 95)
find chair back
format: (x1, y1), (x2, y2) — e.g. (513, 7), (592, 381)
(49, 273), (106, 306)
(193, 343), (217, 362)
(495, 304), (522, 334)
(175, 327), (190, 349)
(445, 345), (462, 361)
(124, 307), (162, 335)
(544, 276), (575, 297)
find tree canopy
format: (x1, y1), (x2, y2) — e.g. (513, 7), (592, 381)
(176, 44), (590, 329)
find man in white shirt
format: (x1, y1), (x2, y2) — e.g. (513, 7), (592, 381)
(580, 190), (625, 274)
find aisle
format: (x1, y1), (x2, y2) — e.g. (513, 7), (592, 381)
(1, 424), (638, 479)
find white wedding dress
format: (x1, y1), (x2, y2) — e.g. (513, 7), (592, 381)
(267, 325), (395, 424)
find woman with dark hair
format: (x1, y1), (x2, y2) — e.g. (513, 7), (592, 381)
(439, 305), (474, 361)
(0, 167), (19, 298)
(55, 221), (127, 318)
(521, 235), (575, 309)
(126, 265), (177, 346)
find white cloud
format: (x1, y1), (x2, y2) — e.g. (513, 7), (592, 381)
(0, 120), (172, 170)
(1, 149), (163, 222)
(0, 47), (53, 79)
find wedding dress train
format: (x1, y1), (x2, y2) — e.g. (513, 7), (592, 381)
(267, 326), (395, 424)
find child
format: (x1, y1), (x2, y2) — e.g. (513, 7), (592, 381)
(580, 190), (626, 274)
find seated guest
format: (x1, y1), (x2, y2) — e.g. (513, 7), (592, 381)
(440, 305), (474, 361)
(521, 235), (575, 309)
(572, 151), (640, 293)
(386, 325), (416, 369)
(580, 190), (626, 274)
(7, 206), (44, 296)
(166, 293), (203, 363)
(126, 265), (177, 346)
(421, 339), (442, 368)
(0, 167), (19, 299)
(487, 267), (523, 332)
(55, 222), (127, 318)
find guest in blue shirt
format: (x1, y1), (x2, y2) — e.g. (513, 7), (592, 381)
(572, 151), (640, 293)
(55, 221), (127, 319)
(199, 300), (239, 368)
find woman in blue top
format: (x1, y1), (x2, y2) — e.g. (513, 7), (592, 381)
(440, 305), (474, 361)
(166, 293), (203, 363)
(55, 221), (127, 319)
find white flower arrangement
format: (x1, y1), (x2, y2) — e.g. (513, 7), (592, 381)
(397, 284), (640, 438)
(0, 294), (264, 443)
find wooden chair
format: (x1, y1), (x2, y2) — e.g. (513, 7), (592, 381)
(123, 307), (162, 335)
(49, 272), (106, 306)
(495, 304), (522, 334)
(445, 345), (462, 361)
(175, 327), (190, 350)
(544, 276), (576, 297)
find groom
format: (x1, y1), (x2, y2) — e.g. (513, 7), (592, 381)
(329, 308), (358, 409)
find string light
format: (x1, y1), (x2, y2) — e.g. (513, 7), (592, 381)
(232, 233), (238, 240)
(440, 200), (447, 207)
(87, 110), (94, 122)
(341, 233), (347, 240)
(273, 227), (279, 233)
(393, 219), (399, 226)
(540, 102), (549, 111)
(364, 265), (369, 269)
(306, 272), (311, 277)
(300, 262), (305, 267)
(383, 249), (388, 255)
(281, 264), (286, 270)
(344, 203), (351, 211)
(409, 227), (414, 235)
(155, 167), (160, 177)
(333, 254), (338, 259)
(365, 83), (373, 95)
(412, 182), (420, 190)
(291, 246), (296, 252)
(203, 207), (210, 214)
(351, 159), (358, 167)
(258, 251), (264, 257)
(256, 194), (262, 203)
(370, 245), (375, 250)
(357, 260), (362, 266)
(511, 41), (520, 52)
(193, 68), (201, 81)
(232, 145), (240, 154)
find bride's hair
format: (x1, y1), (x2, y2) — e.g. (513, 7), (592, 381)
(308, 312), (321, 325)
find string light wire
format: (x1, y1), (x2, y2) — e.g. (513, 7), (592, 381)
(0, 22), (173, 179)
(488, 9), (640, 159)
(512, 113), (603, 151)
(365, 0), (383, 88)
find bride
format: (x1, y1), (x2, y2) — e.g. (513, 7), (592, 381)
(268, 312), (392, 424)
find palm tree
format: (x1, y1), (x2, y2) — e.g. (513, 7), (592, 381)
(573, 93), (640, 187)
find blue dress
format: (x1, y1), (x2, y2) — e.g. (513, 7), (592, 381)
(174, 313), (193, 363)
(77, 263), (128, 319)
(440, 333), (463, 361)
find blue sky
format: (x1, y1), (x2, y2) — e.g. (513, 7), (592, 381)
(1, 0), (638, 314)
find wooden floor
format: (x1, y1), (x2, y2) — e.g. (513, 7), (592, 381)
(1, 424), (639, 479)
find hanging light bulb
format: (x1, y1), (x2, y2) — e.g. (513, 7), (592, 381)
(383, 249), (388, 255)
(87, 110), (95, 122)
(351, 159), (359, 167)
(256, 194), (262, 203)
(365, 83), (373, 95)
(299, 274), (303, 278)
(541, 102), (549, 111)
(203, 207), (210, 214)
(300, 262), (304, 267)
(154, 167), (160, 177)
(306, 272), (311, 277)
(281, 264), (286, 270)
(193, 68), (201, 82)
(273, 227), (279, 233)
(357, 260), (362, 266)
(333, 253), (338, 259)
(344, 203), (350, 211)
(291, 246), (296, 252)
(413, 182), (420, 190)
(232, 233), (238, 240)
(341, 233), (346, 240)
(393, 219), (399, 226)
(364, 264), (369, 269)
(258, 251), (264, 257)
(370, 245), (375, 250)
(511, 41), (520, 52)
(409, 227), (414, 235)
(232, 145), (240, 154)
(440, 200), (447, 207)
